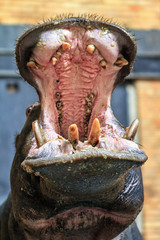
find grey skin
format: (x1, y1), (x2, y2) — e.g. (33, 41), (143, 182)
(0, 16), (147, 240)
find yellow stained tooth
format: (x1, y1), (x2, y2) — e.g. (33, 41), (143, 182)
(114, 57), (128, 67)
(87, 44), (95, 54)
(27, 61), (38, 69)
(62, 42), (71, 51)
(52, 57), (57, 65)
(32, 120), (46, 148)
(56, 51), (62, 56)
(100, 60), (107, 69)
(68, 124), (79, 146)
(88, 118), (101, 146)
(124, 119), (139, 141)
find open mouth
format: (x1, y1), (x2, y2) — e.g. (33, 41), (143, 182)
(15, 16), (147, 238)
(16, 17), (146, 162)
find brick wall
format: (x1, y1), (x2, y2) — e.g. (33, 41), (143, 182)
(136, 80), (160, 240)
(0, 0), (159, 29)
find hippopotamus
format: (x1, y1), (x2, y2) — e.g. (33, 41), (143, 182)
(0, 15), (147, 240)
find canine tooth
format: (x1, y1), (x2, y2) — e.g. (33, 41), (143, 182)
(114, 57), (128, 67)
(32, 120), (46, 148)
(87, 44), (95, 54)
(52, 57), (57, 65)
(100, 60), (107, 68)
(88, 118), (102, 146)
(68, 124), (79, 146)
(62, 42), (71, 50)
(125, 119), (139, 141)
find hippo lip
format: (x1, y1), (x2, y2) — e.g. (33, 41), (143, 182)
(21, 148), (147, 198)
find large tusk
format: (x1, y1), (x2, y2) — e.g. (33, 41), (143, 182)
(124, 119), (139, 141)
(88, 118), (101, 146)
(32, 120), (46, 148)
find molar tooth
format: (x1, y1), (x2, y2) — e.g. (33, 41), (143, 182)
(32, 120), (46, 148)
(68, 124), (79, 147)
(88, 92), (95, 101)
(85, 98), (92, 107)
(87, 44), (95, 54)
(88, 118), (102, 146)
(100, 60), (107, 69)
(114, 57), (128, 67)
(52, 57), (57, 65)
(56, 101), (63, 109)
(125, 119), (139, 141)
(55, 91), (61, 100)
(62, 42), (71, 50)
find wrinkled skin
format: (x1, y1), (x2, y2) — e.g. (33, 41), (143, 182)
(0, 16), (147, 240)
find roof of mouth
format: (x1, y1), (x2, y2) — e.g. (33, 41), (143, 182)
(15, 16), (137, 88)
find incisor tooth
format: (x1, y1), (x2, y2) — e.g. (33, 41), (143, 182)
(68, 124), (79, 147)
(87, 44), (95, 54)
(32, 120), (46, 148)
(114, 57), (128, 67)
(124, 119), (139, 141)
(62, 42), (71, 50)
(88, 118), (101, 146)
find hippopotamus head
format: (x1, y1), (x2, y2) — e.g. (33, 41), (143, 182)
(10, 16), (147, 240)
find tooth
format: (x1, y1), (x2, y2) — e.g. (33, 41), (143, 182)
(56, 51), (62, 56)
(62, 42), (71, 50)
(55, 91), (61, 100)
(27, 61), (38, 69)
(125, 119), (139, 141)
(100, 60), (107, 68)
(87, 44), (95, 54)
(110, 42), (115, 47)
(68, 124), (79, 147)
(114, 57), (128, 67)
(88, 118), (101, 146)
(32, 120), (46, 148)
(52, 57), (57, 65)
(56, 101), (63, 109)
(88, 92), (95, 101)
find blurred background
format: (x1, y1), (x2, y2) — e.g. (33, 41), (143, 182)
(0, 0), (159, 239)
